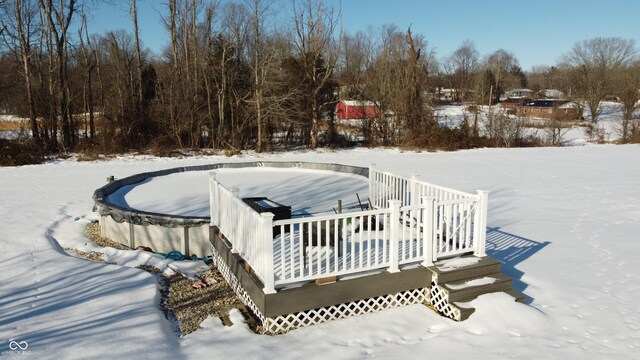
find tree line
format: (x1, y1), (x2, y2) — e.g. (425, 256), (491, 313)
(1, 0), (639, 157)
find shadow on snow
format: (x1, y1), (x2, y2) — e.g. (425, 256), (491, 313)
(485, 226), (550, 304)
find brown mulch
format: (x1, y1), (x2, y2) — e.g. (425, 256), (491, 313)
(67, 223), (252, 335)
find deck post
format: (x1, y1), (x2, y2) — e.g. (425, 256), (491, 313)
(261, 212), (277, 294)
(421, 196), (435, 267)
(208, 172), (217, 227)
(410, 174), (420, 206)
(473, 190), (490, 257)
(369, 163), (376, 208)
(388, 200), (401, 273)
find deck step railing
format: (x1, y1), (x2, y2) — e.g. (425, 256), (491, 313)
(209, 165), (489, 293)
(369, 165), (488, 260)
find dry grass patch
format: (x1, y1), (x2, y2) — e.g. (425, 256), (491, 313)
(0, 120), (26, 132)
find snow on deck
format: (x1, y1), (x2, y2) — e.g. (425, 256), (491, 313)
(272, 225), (424, 287)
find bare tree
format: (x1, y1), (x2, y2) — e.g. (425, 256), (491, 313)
(562, 37), (637, 122)
(447, 39), (478, 103)
(365, 24), (436, 146)
(616, 60), (640, 143)
(1, 0), (40, 141)
(220, 1), (250, 149)
(103, 30), (138, 140)
(403, 26), (429, 144)
(38, 0), (78, 149)
(337, 30), (372, 98)
(488, 109), (524, 147)
(159, 0), (211, 148)
(291, 0), (340, 148)
(482, 49), (521, 101)
(544, 112), (572, 146)
(527, 65), (568, 93)
(78, 11), (96, 140)
(364, 25), (399, 145)
(245, 0), (289, 152)
(130, 0), (143, 117)
(336, 30), (373, 142)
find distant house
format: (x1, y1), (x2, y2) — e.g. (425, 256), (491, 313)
(500, 88), (534, 102)
(537, 89), (565, 99)
(434, 88), (457, 102)
(335, 100), (380, 120)
(432, 88), (475, 103)
(516, 99), (582, 120)
(500, 97), (531, 109)
(499, 88), (581, 120)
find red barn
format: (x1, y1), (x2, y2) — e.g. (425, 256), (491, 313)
(335, 100), (380, 120)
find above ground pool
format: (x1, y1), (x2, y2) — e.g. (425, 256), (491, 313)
(93, 162), (369, 256)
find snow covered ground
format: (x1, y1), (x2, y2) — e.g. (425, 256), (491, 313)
(1, 144), (639, 359)
(434, 101), (637, 146)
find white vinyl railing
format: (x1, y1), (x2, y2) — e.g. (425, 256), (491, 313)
(369, 168), (412, 208)
(369, 165), (488, 260)
(369, 165), (475, 207)
(272, 206), (394, 287)
(209, 173), (276, 293)
(434, 198), (480, 258)
(209, 165), (489, 293)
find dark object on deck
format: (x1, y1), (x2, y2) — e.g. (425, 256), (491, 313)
(302, 221), (341, 246)
(356, 193), (368, 210)
(354, 215), (384, 233)
(243, 197), (292, 237)
(301, 221), (342, 266)
(242, 197), (292, 221)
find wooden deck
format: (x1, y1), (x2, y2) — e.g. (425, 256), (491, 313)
(210, 225), (524, 329)
(211, 226), (431, 319)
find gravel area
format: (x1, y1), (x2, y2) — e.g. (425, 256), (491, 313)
(85, 223), (130, 250)
(66, 223), (253, 335)
(162, 265), (244, 335)
(64, 248), (107, 263)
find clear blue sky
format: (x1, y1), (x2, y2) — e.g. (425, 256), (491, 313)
(86, 0), (640, 71)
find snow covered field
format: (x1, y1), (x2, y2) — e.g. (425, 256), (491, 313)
(1, 144), (639, 359)
(434, 101), (636, 145)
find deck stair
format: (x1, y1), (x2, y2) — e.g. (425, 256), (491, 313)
(426, 256), (525, 321)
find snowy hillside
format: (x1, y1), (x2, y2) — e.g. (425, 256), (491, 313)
(1, 145), (639, 359)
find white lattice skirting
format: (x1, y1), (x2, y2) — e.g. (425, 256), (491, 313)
(210, 247), (268, 326)
(211, 245), (432, 334)
(263, 287), (429, 334)
(429, 282), (461, 321)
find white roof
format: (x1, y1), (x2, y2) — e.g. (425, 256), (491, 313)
(340, 100), (378, 107)
(559, 101), (580, 109)
(541, 89), (565, 99)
